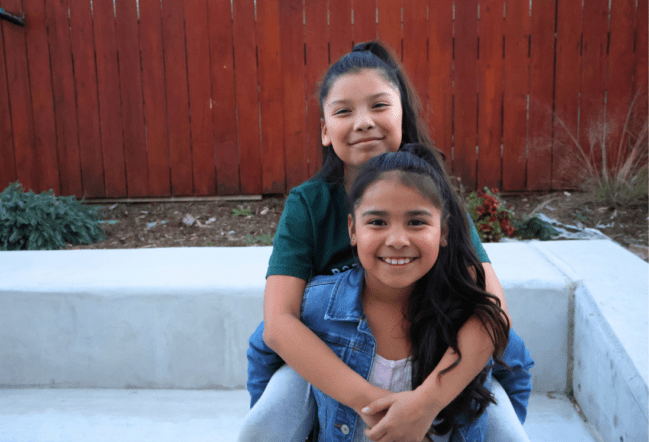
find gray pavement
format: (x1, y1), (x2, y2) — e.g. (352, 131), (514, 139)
(0, 388), (602, 442)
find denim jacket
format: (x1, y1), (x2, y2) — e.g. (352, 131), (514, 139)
(248, 268), (534, 442)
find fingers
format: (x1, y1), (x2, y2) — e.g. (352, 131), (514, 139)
(362, 395), (396, 415)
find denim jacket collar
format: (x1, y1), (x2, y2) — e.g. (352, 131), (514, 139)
(324, 267), (365, 323)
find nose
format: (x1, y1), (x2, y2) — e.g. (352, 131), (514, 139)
(353, 109), (375, 131)
(385, 225), (410, 249)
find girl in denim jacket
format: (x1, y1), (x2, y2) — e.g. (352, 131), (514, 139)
(247, 145), (533, 441)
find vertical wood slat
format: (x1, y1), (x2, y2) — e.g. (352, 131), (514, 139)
(427, 0), (453, 161)
(502, 0), (530, 191)
(1, 0), (34, 191)
(477, 0), (504, 190)
(527, 0), (556, 190)
(46, 0), (83, 197)
(353, 0), (377, 44)
(185, 0), (216, 196)
(232, 0), (262, 194)
(69, 0), (105, 198)
(402, 0), (428, 115)
(0, 17), (17, 190)
(377, 0), (402, 60)
(453, 0), (479, 188)
(161, 0), (192, 196)
(634, 0), (648, 97)
(552, 0), (583, 189)
(208, 0), (239, 195)
(280, 0), (308, 190)
(305, 0), (329, 177)
(330, 0), (353, 61)
(256, 0), (286, 194)
(139, 0), (171, 197)
(23, 0), (60, 194)
(578, 0), (609, 170)
(92, 0), (127, 198)
(115, 0), (148, 197)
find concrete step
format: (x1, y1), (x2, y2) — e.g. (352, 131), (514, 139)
(0, 389), (602, 442)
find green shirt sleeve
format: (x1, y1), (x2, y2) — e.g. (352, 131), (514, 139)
(469, 217), (490, 263)
(266, 190), (314, 281)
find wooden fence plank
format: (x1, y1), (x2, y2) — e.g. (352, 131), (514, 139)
(578, 0), (608, 172)
(92, 0), (126, 198)
(207, 0), (239, 195)
(552, 0), (583, 189)
(139, 0), (171, 197)
(185, 0), (216, 196)
(4, 0), (38, 193)
(477, 0), (504, 190)
(330, 0), (353, 61)
(305, 0), (329, 176)
(46, 0), (82, 197)
(0, 19), (17, 190)
(402, 0), (428, 110)
(527, 0), (556, 190)
(501, 0), (530, 191)
(232, 0), (262, 194)
(605, 0), (636, 169)
(23, 0), (59, 194)
(377, 0), (402, 60)
(256, 0), (286, 194)
(427, 0), (453, 161)
(114, 0), (148, 197)
(353, 0), (377, 44)
(280, 0), (308, 190)
(634, 0), (648, 96)
(161, 0), (193, 196)
(453, 0), (479, 188)
(69, 0), (105, 198)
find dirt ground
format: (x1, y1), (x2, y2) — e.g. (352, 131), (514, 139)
(69, 191), (648, 262)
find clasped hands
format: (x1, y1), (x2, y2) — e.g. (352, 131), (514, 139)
(354, 388), (441, 442)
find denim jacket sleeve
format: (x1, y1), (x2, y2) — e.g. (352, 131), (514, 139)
(246, 321), (285, 408)
(492, 328), (534, 424)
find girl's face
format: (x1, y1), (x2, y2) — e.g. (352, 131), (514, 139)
(348, 174), (447, 299)
(321, 69), (403, 173)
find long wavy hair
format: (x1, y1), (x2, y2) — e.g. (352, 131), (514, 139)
(348, 144), (511, 435)
(313, 41), (443, 186)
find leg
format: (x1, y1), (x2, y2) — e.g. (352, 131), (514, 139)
(485, 380), (531, 442)
(238, 364), (316, 442)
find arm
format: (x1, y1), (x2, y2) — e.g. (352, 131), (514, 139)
(246, 321), (285, 407)
(262, 275), (389, 413)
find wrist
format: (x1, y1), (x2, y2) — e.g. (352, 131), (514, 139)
(413, 383), (444, 419)
(350, 384), (389, 414)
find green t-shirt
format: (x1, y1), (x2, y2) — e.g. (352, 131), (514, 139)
(267, 178), (490, 280)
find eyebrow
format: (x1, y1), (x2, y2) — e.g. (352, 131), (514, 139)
(327, 92), (392, 107)
(361, 209), (434, 217)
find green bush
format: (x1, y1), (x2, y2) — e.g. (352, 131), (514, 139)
(0, 182), (104, 250)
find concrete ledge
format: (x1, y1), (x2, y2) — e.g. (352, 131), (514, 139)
(1, 240), (647, 442)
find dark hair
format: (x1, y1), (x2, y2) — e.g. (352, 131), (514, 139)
(314, 41), (439, 186)
(348, 144), (510, 436)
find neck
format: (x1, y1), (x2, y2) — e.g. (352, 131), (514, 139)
(343, 165), (360, 193)
(362, 277), (413, 313)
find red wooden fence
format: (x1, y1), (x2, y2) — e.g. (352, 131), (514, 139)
(0, 0), (646, 198)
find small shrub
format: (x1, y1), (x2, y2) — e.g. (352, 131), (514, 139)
(245, 233), (273, 246)
(0, 182), (104, 250)
(512, 216), (559, 241)
(466, 188), (515, 243)
(553, 90), (648, 208)
(232, 207), (253, 217)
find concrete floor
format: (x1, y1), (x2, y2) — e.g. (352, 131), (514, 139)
(0, 388), (603, 442)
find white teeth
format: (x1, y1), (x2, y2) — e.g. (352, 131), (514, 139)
(383, 258), (411, 265)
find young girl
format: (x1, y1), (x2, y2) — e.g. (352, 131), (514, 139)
(240, 41), (529, 441)
(247, 145), (533, 441)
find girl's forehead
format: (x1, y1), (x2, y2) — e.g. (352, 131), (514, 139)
(356, 174), (439, 209)
(326, 69), (400, 101)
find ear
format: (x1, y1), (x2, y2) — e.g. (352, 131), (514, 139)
(348, 214), (357, 246)
(440, 225), (449, 247)
(321, 118), (331, 146)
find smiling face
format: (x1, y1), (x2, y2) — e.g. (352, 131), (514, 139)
(321, 69), (403, 183)
(348, 173), (447, 301)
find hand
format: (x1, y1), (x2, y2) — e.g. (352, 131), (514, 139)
(361, 390), (439, 442)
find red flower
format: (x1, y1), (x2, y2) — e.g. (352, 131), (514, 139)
(476, 206), (486, 215)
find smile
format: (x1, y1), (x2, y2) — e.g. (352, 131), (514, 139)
(381, 257), (416, 266)
(351, 137), (383, 145)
